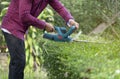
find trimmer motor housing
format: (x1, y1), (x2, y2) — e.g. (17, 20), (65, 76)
(43, 26), (76, 42)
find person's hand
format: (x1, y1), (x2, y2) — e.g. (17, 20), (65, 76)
(68, 19), (79, 29)
(45, 23), (55, 32)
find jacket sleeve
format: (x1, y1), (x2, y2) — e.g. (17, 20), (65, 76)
(19, 0), (46, 29)
(48, 0), (74, 22)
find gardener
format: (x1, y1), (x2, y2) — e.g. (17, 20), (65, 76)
(1, 0), (79, 79)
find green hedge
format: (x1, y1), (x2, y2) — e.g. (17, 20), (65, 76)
(41, 40), (120, 79)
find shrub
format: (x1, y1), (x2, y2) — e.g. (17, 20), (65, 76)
(41, 39), (120, 79)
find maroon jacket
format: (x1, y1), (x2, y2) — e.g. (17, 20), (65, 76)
(1, 0), (73, 40)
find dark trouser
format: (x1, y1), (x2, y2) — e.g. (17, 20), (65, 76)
(2, 31), (26, 79)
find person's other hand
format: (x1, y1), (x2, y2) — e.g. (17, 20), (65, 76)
(45, 23), (55, 32)
(68, 19), (79, 29)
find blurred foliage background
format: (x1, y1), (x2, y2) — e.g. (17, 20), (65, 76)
(0, 0), (120, 79)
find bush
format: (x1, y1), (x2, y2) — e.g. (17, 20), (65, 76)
(41, 39), (120, 79)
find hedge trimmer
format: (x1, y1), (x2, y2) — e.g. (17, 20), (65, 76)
(43, 26), (75, 42)
(43, 26), (108, 43)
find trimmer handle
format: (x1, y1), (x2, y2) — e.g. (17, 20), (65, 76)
(43, 26), (76, 42)
(63, 26), (76, 38)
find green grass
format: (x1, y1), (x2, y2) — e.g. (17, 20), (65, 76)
(42, 36), (120, 79)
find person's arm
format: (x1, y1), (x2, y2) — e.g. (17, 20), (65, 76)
(19, 0), (46, 29)
(48, 0), (74, 23)
(48, 0), (79, 29)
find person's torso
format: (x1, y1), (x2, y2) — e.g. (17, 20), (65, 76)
(1, 0), (49, 40)
(5, 0), (48, 27)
